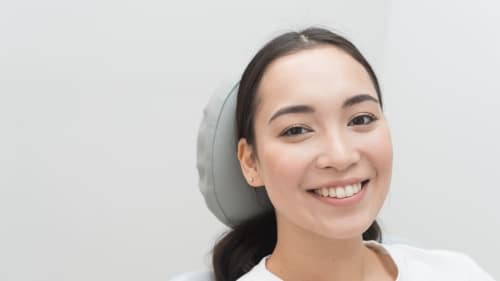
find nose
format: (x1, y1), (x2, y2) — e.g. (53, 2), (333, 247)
(315, 133), (360, 171)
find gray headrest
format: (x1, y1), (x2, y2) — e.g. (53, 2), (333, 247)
(196, 82), (272, 228)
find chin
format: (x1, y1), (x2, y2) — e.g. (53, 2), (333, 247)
(312, 220), (375, 241)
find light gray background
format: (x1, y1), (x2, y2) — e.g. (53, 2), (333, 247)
(0, 0), (498, 280)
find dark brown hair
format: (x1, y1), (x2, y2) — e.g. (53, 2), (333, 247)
(213, 27), (383, 281)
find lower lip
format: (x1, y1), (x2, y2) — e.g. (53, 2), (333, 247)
(308, 182), (368, 207)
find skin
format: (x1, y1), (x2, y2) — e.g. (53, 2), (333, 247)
(237, 45), (396, 281)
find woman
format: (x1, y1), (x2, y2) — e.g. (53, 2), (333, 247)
(197, 27), (495, 281)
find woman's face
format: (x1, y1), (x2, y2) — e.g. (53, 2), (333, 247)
(238, 46), (393, 240)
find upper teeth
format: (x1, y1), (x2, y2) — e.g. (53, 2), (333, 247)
(313, 182), (363, 198)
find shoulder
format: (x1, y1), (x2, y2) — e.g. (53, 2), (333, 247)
(383, 243), (495, 281)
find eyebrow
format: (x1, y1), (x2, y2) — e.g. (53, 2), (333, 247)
(342, 94), (379, 108)
(268, 94), (379, 124)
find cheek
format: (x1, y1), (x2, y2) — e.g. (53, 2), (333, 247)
(377, 129), (393, 173)
(360, 126), (393, 181)
(259, 142), (307, 182)
(256, 139), (313, 196)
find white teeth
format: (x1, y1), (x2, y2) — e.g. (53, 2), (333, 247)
(312, 182), (363, 199)
(328, 187), (336, 197)
(321, 187), (329, 197)
(345, 185), (354, 197)
(336, 187), (346, 198)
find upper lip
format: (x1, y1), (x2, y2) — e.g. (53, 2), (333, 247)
(307, 178), (367, 190)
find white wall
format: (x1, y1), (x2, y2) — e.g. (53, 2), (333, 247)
(379, 0), (500, 278)
(0, 1), (390, 280)
(1, 0), (498, 280)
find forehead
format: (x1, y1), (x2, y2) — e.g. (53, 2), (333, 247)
(256, 46), (376, 116)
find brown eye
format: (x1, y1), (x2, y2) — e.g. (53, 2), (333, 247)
(348, 114), (377, 126)
(280, 126), (313, 137)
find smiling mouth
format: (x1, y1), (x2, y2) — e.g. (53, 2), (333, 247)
(307, 180), (370, 199)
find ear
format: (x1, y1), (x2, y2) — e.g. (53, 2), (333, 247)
(237, 138), (264, 187)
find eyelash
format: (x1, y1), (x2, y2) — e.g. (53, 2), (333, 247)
(280, 125), (313, 137)
(347, 113), (378, 126)
(279, 114), (378, 137)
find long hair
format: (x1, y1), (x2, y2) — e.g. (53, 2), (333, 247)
(213, 27), (383, 281)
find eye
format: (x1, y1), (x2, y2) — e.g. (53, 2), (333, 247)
(348, 114), (378, 126)
(280, 125), (313, 137)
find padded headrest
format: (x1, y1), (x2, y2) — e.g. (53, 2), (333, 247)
(196, 82), (272, 228)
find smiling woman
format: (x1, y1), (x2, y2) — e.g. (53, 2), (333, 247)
(238, 44), (392, 246)
(196, 27), (496, 281)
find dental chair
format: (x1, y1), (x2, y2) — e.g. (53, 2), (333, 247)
(169, 82), (268, 281)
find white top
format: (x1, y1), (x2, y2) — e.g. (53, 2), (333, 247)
(237, 241), (496, 281)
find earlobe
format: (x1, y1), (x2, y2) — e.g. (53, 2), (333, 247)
(237, 138), (263, 187)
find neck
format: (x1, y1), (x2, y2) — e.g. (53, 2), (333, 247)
(266, 215), (374, 281)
